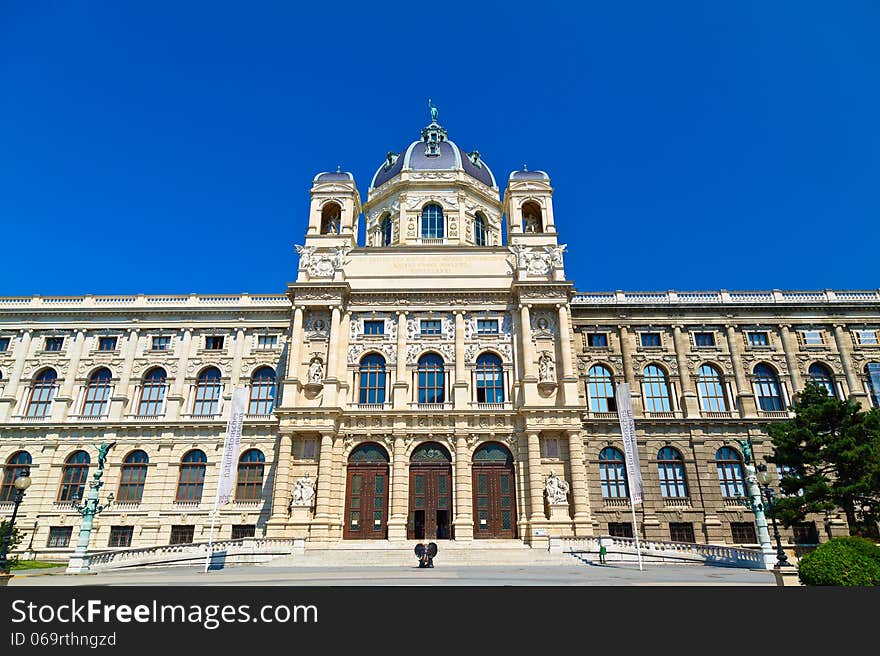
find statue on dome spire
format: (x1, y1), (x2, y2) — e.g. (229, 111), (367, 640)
(428, 98), (438, 123)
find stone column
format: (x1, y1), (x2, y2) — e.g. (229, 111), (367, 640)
(556, 304), (580, 405)
(453, 311), (467, 408)
(267, 433), (293, 534)
(336, 311), (352, 403)
(618, 325), (643, 414)
(672, 324), (699, 416)
(110, 328), (139, 420)
(778, 324), (803, 392)
(310, 433), (335, 539)
(54, 329), (86, 421)
(519, 304), (536, 378)
(388, 435), (408, 540)
(0, 329), (32, 420)
(566, 430), (592, 535)
(833, 324), (868, 407)
(287, 307), (304, 380)
(526, 431), (546, 525)
(323, 306), (342, 406)
(453, 433), (473, 540)
(166, 327), (192, 419)
(725, 324), (756, 417)
(393, 312), (408, 407)
(230, 327), (246, 388)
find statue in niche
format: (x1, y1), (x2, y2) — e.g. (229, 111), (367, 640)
(524, 213), (540, 233)
(290, 473), (317, 509)
(538, 351), (555, 383)
(545, 471), (570, 505)
(308, 358), (324, 384)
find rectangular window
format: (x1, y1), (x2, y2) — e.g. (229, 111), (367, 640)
(98, 336), (117, 351)
(363, 320), (384, 335)
(792, 522), (820, 545)
(669, 522), (696, 543)
(747, 332), (770, 347)
(169, 525), (195, 545)
(0, 337), (10, 351)
(108, 526), (134, 548)
(151, 336), (171, 351)
(800, 330), (824, 346)
(640, 332), (661, 347)
(587, 333), (608, 347)
(44, 337), (64, 351)
(855, 329), (878, 345)
(47, 526), (73, 548)
(257, 335), (278, 349)
(231, 524), (256, 540)
(693, 332), (715, 347)
(731, 522), (757, 544)
(420, 320), (442, 335)
(608, 522), (633, 538)
(205, 336), (224, 350)
(477, 319), (499, 335)
(542, 438), (559, 458)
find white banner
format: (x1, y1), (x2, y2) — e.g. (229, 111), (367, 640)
(616, 383), (644, 505)
(214, 387), (248, 508)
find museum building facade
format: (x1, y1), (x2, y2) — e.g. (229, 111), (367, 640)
(2, 115), (879, 554)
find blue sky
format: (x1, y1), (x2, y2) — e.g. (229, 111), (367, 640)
(1, 1), (877, 295)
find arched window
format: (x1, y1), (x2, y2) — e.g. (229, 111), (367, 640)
(1, 451), (31, 503)
(236, 449), (265, 501)
(475, 352), (504, 403)
(473, 213), (488, 246)
(58, 451), (90, 502)
(358, 353), (387, 404)
(421, 203), (444, 239)
(587, 365), (616, 412)
(380, 214), (393, 246)
(657, 447), (688, 498)
(138, 367), (167, 416)
(176, 450), (207, 502)
(808, 363), (836, 398)
(521, 201), (543, 233)
(81, 367), (112, 417)
(417, 353), (445, 404)
(753, 364), (784, 411)
(642, 365), (672, 413)
(248, 366), (276, 415)
(26, 368), (57, 418)
(716, 447), (745, 498)
(117, 450), (148, 502)
(193, 367), (222, 416)
(696, 364), (728, 412)
(865, 363), (880, 408)
(320, 202), (341, 234)
(599, 447), (628, 498)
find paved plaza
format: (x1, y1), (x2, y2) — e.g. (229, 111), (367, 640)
(10, 562), (776, 586)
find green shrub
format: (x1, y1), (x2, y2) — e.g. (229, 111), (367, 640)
(798, 537), (880, 586)
(0, 520), (24, 568)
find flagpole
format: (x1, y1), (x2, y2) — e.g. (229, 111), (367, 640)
(616, 382), (645, 572)
(629, 497), (643, 571)
(204, 506), (218, 573)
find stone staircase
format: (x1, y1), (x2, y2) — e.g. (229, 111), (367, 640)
(263, 540), (573, 568)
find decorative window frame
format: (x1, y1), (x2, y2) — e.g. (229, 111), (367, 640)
(636, 330), (665, 351)
(690, 330), (718, 349)
(797, 328), (826, 348)
(744, 329), (773, 350)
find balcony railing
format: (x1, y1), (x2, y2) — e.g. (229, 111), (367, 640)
(413, 402), (450, 411)
(663, 497), (692, 508)
(724, 497), (749, 508)
(643, 411), (680, 419)
(759, 410), (791, 419)
(472, 402), (511, 411)
(12, 415), (51, 423)
(127, 413), (165, 421)
(419, 238), (445, 245)
(603, 497), (631, 507)
(585, 411), (619, 419)
(352, 403), (389, 411)
(702, 411), (734, 419)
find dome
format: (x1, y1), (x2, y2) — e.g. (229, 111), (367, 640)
(509, 169), (550, 183)
(369, 124), (497, 191)
(313, 170), (355, 183)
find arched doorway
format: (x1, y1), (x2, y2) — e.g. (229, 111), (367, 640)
(343, 443), (390, 540)
(472, 442), (517, 539)
(408, 442), (452, 540)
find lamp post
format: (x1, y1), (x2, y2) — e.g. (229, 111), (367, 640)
(757, 464), (790, 567)
(0, 467), (33, 576)
(737, 439), (776, 569)
(66, 442), (115, 574)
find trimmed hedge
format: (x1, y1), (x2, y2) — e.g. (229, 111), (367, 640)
(798, 537), (880, 586)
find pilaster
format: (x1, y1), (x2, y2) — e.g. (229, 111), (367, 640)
(672, 324), (700, 416)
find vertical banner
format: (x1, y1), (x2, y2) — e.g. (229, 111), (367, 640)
(215, 387), (249, 508)
(615, 383), (643, 504)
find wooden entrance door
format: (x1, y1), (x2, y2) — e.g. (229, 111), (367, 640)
(408, 466), (452, 540)
(473, 465), (517, 538)
(343, 465), (389, 539)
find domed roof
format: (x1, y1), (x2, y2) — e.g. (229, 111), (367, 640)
(509, 168), (550, 182)
(313, 170), (355, 184)
(370, 122), (497, 191)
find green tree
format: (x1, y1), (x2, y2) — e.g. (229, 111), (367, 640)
(0, 520), (24, 568)
(767, 381), (880, 539)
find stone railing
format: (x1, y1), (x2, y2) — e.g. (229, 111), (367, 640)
(85, 537), (301, 570)
(571, 289), (880, 306)
(551, 535), (766, 569)
(0, 294), (290, 310)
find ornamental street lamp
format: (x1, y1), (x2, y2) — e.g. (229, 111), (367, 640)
(0, 467), (32, 574)
(737, 439), (776, 570)
(757, 464), (790, 567)
(66, 442), (116, 574)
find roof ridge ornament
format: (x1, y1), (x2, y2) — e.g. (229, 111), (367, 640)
(421, 98), (447, 157)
